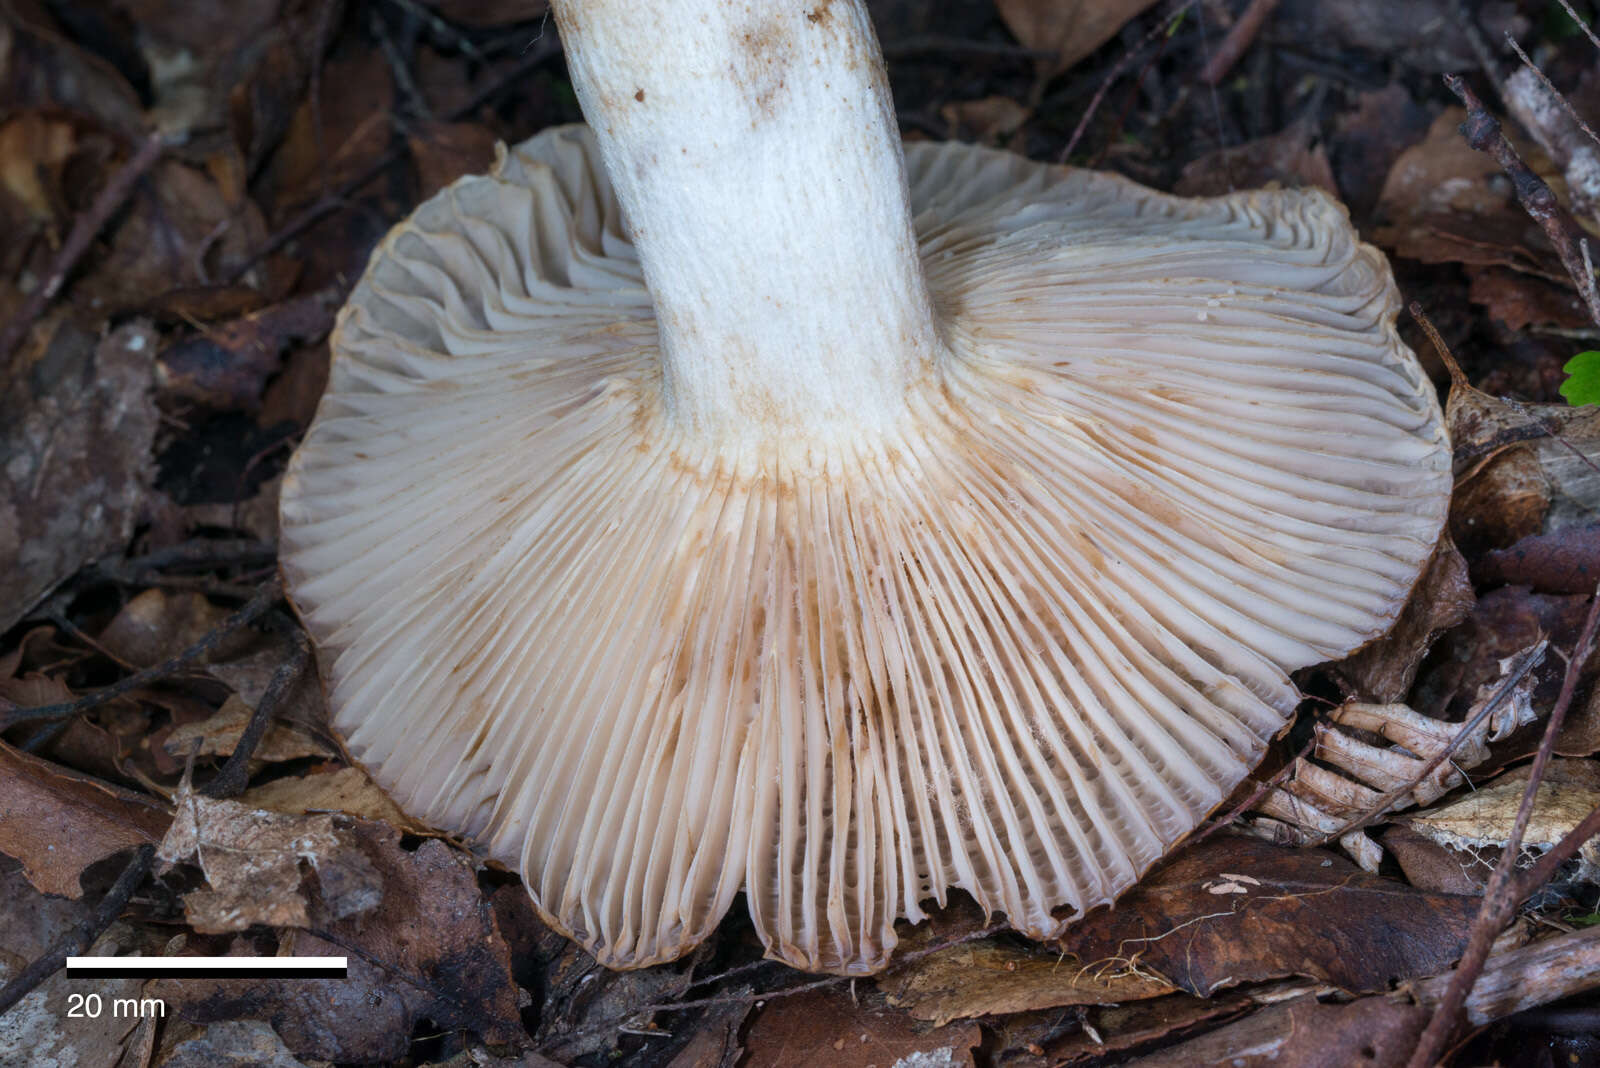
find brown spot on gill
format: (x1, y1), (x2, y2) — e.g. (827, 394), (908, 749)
(633, 88), (645, 102)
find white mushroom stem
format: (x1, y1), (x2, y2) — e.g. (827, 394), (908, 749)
(554, 0), (942, 442)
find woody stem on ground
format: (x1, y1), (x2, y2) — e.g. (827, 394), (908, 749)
(1406, 583), (1600, 1067)
(1443, 74), (1600, 327)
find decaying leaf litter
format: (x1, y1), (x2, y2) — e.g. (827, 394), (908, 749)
(3, 0), (1600, 1065)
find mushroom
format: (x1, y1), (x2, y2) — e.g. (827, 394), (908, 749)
(280, 0), (1451, 974)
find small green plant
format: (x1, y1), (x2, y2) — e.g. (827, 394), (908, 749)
(1559, 350), (1600, 405)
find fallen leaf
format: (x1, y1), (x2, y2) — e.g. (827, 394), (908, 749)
(994, 0), (1159, 77)
(156, 780), (355, 931)
(97, 588), (239, 667)
(1381, 825), (1484, 896)
(1330, 532), (1474, 702)
(940, 96), (1032, 146)
(1058, 836), (1479, 996)
(1174, 120), (1338, 199)
(0, 112), (78, 222)
(0, 741), (169, 898)
(1376, 107), (1561, 280)
(163, 695), (332, 764)
(158, 1019), (311, 1068)
(1330, 84), (1431, 222)
(156, 292), (337, 411)
(1404, 759), (1600, 876)
(0, 861), (165, 1068)
(881, 939), (1174, 1027)
(239, 766), (422, 831)
(741, 987), (981, 1068)
(156, 821), (524, 1061)
(409, 120), (501, 199)
(0, 323), (160, 632)
(1451, 446), (1551, 556)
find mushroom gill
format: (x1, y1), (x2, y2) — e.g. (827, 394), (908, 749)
(280, 5), (1449, 976)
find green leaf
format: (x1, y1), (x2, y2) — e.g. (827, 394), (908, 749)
(1559, 351), (1600, 406)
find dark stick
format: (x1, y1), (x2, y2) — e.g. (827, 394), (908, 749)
(0, 578), (282, 730)
(1443, 73), (1600, 327)
(1199, 0), (1280, 86)
(1407, 584), (1600, 1068)
(0, 845), (155, 1016)
(0, 133), (165, 364)
(1061, 0), (1198, 163)
(202, 630), (309, 800)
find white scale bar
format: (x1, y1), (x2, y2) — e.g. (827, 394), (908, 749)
(67, 956), (347, 977)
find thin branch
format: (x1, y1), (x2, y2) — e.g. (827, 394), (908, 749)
(1061, 0), (1198, 162)
(1407, 584), (1600, 1068)
(0, 579), (282, 730)
(1504, 34), (1600, 151)
(202, 629), (310, 800)
(542, 923), (1006, 1051)
(1199, 0), (1280, 86)
(1555, 0), (1600, 54)
(0, 133), (165, 365)
(1443, 73), (1600, 327)
(0, 845), (155, 1016)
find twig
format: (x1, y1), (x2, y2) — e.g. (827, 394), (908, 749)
(1555, 0), (1600, 54)
(0, 579), (282, 730)
(1194, 729), (1321, 842)
(0, 845), (155, 1016)
(1061, 1), (1198, 162)
(1306, 640), (1547, 848)
(1443, 73), (1600, 328)
(1504, 34), (1600, 152)
(542, 923), (1006, 1051)
(202, 629), (310, 800)
(224, 33), (563, 282)
(0, 133), (165, 365)
(1198, 0), (1280, 86)
(1407, 584), (1600, 1068)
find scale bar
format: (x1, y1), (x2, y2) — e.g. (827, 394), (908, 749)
(67, 956), (348, 979)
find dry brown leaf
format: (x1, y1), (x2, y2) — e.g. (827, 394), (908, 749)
(994, 0), (1158, 77)
(163, 695), (332, 764)
(156, 1019), (310, 1068)
(1047, 991), (1255, 1066)
(156, 781), (351, 931)
(1058, 837), (1479, 996)
(156, 292), (336, 411)
(156, 821), (524, 1062)
(1476, 523), (1600, 595)
(0, 741), (169, 898)
(741, 987), (981, 1068)
(1403, 759), (1600, 874)
(0, 113), (78, 222)
(0, 323), (160, 632)
(1174, 120), (1338, 199)
(940, 96), (1032, 146)
(1380, 826), (1485, 896)
(409, 121), (501, 200)
(97, 588), (238, 668)
(881, 939), (1174, 1027)
(239, 767), (422, 831)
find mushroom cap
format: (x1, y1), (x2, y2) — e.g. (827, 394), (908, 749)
(280, 125), (1450, 974)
